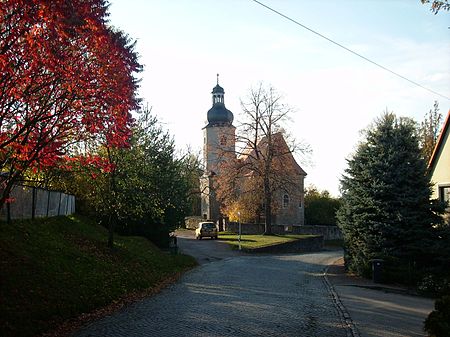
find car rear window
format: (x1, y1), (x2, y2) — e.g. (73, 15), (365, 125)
(202, 223), (215, 229)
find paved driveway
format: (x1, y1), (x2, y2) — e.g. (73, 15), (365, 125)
(74, 250), (349, 337)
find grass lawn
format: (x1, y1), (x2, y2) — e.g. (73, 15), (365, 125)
(0, 215), (197, 337)
(218, 232), (317, 250)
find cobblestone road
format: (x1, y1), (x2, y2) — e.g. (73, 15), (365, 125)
(175, 230), (243, 264)
(74, 251), (350, 337)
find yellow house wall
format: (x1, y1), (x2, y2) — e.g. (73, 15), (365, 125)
(430, 127), (450, 199)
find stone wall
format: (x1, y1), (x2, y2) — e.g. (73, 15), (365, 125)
(184, 216), (204, 229)
(225, 222), (265, 234)
(291, 225), (342, 240)
(225, 222), (342, 240)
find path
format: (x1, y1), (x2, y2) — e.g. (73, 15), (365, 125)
(326, 259), (434, 337)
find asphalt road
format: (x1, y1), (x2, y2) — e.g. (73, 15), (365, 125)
(73, 232), (349, 337)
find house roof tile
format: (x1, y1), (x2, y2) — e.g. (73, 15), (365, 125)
(428, 109), (450, 171)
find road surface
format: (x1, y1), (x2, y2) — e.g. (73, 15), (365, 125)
(74, 233), (349, 337)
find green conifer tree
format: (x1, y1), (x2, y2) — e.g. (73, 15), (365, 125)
(338, 113), (442, 280)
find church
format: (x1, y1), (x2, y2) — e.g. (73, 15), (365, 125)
(200, 78), (307, 227)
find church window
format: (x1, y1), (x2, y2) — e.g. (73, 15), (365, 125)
(220, 135), (227, 146)
(283, 194), (290, 208)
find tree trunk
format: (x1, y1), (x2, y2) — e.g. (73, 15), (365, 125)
(0, 176), (17, 211)
(106, 147), (117, 249)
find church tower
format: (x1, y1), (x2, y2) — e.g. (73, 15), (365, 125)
(200, 75), (236, 221)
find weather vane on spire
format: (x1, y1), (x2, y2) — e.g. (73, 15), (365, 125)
(217, 73), (219, 85)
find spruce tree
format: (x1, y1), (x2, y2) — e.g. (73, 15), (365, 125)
(338, 113), (442, 279)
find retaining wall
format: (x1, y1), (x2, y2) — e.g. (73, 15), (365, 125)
(225, 223), (342, 240)
(291, 225), (342, 240)
(245, 235), (324, 254)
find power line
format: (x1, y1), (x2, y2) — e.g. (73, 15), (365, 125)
(252, 0), (450, 101)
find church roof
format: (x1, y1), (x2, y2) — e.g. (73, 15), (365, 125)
(206, 80), (234, 127)
(207, 103), (234, 127)
(212, 84), (224, 94)
(238, 132), (307, 176)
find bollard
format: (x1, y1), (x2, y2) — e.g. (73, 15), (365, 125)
(169, 233), (178, 255)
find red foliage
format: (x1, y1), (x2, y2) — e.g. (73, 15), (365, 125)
(0, 0), (141, 205)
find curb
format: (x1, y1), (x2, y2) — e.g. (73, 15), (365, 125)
(323, 260), (361, 337)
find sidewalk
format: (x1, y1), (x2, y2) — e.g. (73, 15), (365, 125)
(326, 257), (434, 337)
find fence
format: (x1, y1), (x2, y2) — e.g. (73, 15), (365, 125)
(0, 185), (75, 221)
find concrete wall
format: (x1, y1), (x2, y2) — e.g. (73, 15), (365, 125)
(0, 185), (75, 221)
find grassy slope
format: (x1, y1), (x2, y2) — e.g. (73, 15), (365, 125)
(0, 215), (197, 337)
(218, 233), (317, 249)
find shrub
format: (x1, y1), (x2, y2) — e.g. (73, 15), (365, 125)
(424, 295), (450, 337)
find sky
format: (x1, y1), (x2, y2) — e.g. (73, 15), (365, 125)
(108, 0), (450, 196)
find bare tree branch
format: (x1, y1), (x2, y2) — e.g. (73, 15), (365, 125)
(215, 83), (310, 233)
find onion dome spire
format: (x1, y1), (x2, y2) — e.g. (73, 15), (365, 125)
(207, 74), (233, 126)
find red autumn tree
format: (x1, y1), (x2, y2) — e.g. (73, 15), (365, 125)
(0, 0), (141, 208)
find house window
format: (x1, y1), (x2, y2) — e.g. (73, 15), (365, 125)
(439, 185), (450, 205)
(283, 194), (290, 208)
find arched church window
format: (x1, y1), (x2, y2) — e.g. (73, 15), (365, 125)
(283, 194), (290, 208)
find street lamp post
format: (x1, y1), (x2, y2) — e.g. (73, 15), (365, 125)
(238, 211), (241, 250)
